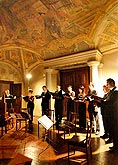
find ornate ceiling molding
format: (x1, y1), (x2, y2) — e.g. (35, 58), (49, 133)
(0, 0), (117, 75)
(43, 49), (102, 69)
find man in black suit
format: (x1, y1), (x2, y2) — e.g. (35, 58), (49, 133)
(52, 85), (65, 128)
(100, 85), (110, 139)
(36, 86), (51, 116)
(102, 78), (118, 152)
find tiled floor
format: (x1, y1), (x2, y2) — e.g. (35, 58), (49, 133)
(0, 116), (118, 165)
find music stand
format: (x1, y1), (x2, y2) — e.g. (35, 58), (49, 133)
(38, 115), (57, 155)
(38, 115), (53, 130)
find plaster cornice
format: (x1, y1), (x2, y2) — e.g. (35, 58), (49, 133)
(44, 50), (102, 69)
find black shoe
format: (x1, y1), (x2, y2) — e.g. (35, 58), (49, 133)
(106, 139), (113, 144)
(109, 146), (113, 150)
(92, 128), (95, 133)
(100, 134), (109, 139)
(95, 131), (99, 135)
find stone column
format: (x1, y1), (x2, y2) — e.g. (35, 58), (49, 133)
(45, 69), (59, 91)
(45, 68), (53, 90)
(88, 61), (104, 135)
(98, 63), (103, 84)
(98, 63), (104, 96)
(45, 69), (59, 120)
(87, 61), (100, 88)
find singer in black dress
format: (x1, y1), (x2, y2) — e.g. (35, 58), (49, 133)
(2, 89), (14, 115)
(23, 89), (34, 123)
(65, 85), (75, 122)
(76, 86), (86, 129)
(27, 89), (34, 123)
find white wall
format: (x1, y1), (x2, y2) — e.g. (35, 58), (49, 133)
(28, 66), (46, 117)
(102, 50), (118, 87)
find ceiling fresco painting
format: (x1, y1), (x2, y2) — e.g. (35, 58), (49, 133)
(0, 0), (118, 73)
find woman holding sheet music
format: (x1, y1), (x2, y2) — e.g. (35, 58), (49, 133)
(76, 85), (86, 129)
(23, 89), (34, 124)
(65, 85), (76, 122)
(27, 89), (34, 123)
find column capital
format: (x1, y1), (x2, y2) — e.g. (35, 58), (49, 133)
(45, 68), (59, 74)
(87, 61), (100, 67)
(45, 68), (53, 73)
(98, 63), (103, 69)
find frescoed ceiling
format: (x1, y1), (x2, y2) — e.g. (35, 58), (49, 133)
(0, 0), (118, 73)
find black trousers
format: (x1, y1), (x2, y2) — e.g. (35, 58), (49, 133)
(42, 103), (49, 116)
(67, 99), (74, 121)
(78, 102), (86, 128)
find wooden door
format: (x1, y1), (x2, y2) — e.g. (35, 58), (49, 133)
(60, 66), (90, 94)
(10, 83), (22, 113)
(60, 67), (90, 117)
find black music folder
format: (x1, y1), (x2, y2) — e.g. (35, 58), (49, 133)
(23, 96), (29, 102)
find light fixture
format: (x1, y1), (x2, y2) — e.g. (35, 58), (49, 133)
(26, 73), (32, 90)
(26, 73), (32, 79)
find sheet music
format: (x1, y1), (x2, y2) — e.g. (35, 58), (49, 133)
(38, 115), (53, 130)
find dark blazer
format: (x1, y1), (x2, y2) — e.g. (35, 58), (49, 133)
(103, 87), (118, 147)
(53, 89), (64, 112)
(41, 90), (51, 110)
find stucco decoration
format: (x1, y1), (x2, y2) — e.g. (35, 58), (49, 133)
(0, 0), (117, 72)
(0, 62), (22, 82)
